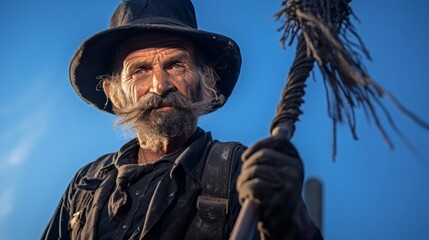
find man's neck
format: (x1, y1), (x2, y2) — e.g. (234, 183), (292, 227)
(136, 127), (197, 164)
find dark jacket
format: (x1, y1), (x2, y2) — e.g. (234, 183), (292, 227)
(42, 129), (322, 239)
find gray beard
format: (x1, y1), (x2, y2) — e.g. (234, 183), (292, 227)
(113, 91), (211, 152)
(134, 108), (197, 152)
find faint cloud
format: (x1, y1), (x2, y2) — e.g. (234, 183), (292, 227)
(0, 75), (52, 167)
(0, 189), (14, 221)
(0, 75), (53, 223)
(7, 127), (45, 166)
(0, 105), (50, 167)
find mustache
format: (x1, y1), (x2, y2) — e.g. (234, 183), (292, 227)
(115, 90), (213, 118)
(140, 91), (188, 113)
(138, 91), (196, 114)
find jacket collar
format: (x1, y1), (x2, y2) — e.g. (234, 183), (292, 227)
(169, 128), (213, 182)
(104, 127), (213, 183)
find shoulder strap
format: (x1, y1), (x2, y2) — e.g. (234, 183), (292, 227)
(194, 140), (242, 239)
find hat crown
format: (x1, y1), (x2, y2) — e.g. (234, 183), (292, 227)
(110, 0), (198, 29)
(70, 0), (241, 114)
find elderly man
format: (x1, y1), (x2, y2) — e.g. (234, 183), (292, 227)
(42, 0), (322, 239)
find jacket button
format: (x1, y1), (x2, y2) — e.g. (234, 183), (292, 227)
(122, 224), (128, 229)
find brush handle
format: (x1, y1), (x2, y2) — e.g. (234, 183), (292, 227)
(230, 35), (314, 240)
(229, 200), (259, 240)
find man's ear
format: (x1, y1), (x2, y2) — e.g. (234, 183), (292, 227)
(102, 80), (111, 99)
(102, 80), (119, 110)
(102, 79), (126, 110)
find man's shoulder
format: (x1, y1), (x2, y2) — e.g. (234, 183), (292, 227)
(77, 138), (138, 176)
(86, 152), (116, 170)
(207, 140), (246, 171)
(73, 152), (116, 181)
(210, 138), (247, 153)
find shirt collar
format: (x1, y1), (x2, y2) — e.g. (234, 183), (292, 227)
(170, 128), (213, 182)
(106, 128), (212, 182)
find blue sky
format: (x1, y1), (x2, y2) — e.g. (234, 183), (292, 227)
(1, 0), (429, 239)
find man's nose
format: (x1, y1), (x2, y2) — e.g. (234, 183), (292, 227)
(149, 69), (174, 96)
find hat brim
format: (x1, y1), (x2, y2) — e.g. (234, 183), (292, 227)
(69, 23), (242, 114)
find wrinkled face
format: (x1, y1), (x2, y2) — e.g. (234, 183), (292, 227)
(104, 33), (217, 151)
(120, 46), (199, 105)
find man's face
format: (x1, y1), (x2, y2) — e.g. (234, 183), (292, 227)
(120, 45), (199, 104)
(105, 33), (215, 151)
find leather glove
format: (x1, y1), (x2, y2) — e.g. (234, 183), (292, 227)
(237, 134), (304, 239)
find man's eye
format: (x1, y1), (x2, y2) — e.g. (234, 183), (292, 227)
(170, 62), (185, 69)
(132, 68), (147, 76)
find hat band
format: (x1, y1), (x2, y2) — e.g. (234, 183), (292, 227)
(127, 16), (194, 28)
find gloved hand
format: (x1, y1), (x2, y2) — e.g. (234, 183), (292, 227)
(236, 134), (304, 239)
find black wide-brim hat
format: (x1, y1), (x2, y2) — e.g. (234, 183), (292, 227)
(70, 0), (241, 114)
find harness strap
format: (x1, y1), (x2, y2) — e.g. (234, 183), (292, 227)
(194, 141), (238, 239)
